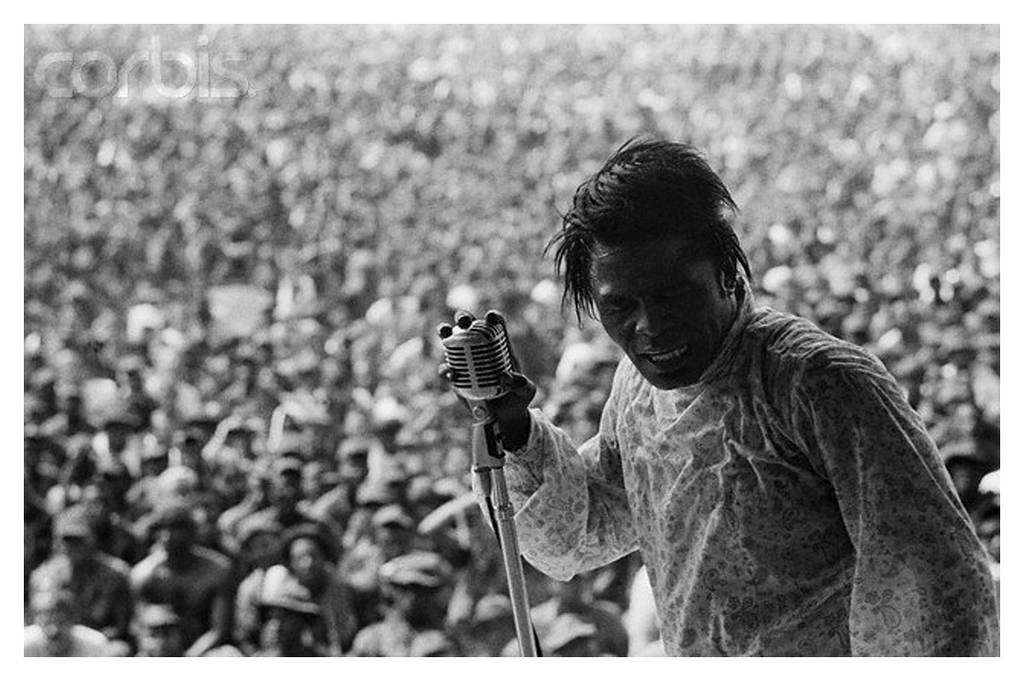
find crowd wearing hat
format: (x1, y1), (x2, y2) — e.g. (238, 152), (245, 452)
(25, 25), (998, 655)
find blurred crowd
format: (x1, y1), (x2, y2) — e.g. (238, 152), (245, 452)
(24, 25), (998, 656)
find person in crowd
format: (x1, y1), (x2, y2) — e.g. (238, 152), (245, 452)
(340, 473), (406, 551)
(308, 437), (373, 542)
(218, 461), (274, 551)
(409, 630), (462, 657)
(92, 410), (142, 473)
(541, 614), (602, 657)
(148, 464), (221, 551)
(77, 470), (143, 566)
(29, 504), (134, 646)
(133, 604), (186, 657)
(232, 517), (286, 649)
(497, 612), (600, 657)
(255, 566), (331, 657)
(24, 585), (112, 657)
(348, 551), (453, 656)
(529, 574), (629, 656)
(442, 138), (999, 655)
(43, 436), (95, 517)
(281, 523), (359, 654)
(130, 501), (234, 656)
(339, 503), (417, 629)
(460, 593), (516, 656)
(124, 438), (171, 522)
(117, 356), (158, 429)
(241, 454), (334, 544)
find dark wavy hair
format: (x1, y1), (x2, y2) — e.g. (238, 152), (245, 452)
(546, 138), (751, 324)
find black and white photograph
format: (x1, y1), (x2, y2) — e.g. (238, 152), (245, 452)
(22, 22), (1002, 658)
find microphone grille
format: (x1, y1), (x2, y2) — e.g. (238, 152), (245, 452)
(442, 318), (513, 401)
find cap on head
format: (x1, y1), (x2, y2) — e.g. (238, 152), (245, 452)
(150, 500), (196, 530)
(272, 454), (305, 477)
(543, 613), (598, 653)
(410, 630), (455, 656)
(379, 551), (451, 588)
(472, 593), (513, 624)
(336, 438), (371, 460)
(236, 516), (283, 549)
(356, 478), (398, 506)
(282, 522), (338, 564)
(103, 410), (140, 429)
(156, 465), (199, 496)
(371, 504), (414, 530)
(54, 504), (93, 538)
(405, 475), (439, 505)
(135, 603), (181, 629)
(259, 564), (320, 615)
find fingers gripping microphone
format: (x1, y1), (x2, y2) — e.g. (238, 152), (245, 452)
(439, 311), (513, 403)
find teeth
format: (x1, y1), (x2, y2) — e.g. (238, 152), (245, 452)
(648, 346), (688, 362)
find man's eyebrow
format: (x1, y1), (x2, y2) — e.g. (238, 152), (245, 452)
(657, 281), (694, 292)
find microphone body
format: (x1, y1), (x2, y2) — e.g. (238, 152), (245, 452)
(440, 314), (514, 403)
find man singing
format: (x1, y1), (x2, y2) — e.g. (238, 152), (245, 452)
(442, 139), (998, 656)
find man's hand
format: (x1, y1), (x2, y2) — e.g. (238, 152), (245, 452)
(437, 310), (538, 451)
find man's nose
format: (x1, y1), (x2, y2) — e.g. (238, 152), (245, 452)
(635, 299), (669, 337)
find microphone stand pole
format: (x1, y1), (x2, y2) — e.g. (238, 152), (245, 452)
(467, 400), (539, 657)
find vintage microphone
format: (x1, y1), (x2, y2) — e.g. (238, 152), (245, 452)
(439, 310), (540, 657)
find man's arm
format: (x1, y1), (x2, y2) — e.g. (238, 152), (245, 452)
(789, 348), (999, 656)
(185, 567), (235, 657)
(107, 563), (135, 643)
(501, 360), (639, 581)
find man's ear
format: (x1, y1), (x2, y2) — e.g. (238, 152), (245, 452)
(718, 270), (736, 297)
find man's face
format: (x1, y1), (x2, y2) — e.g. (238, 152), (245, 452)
(179, 438), (204, 469)
(338, 450), (369, 486)
(593, 234), (737, 390)
(552, 636), (599, 657)
(58, 534), (93, 565)
(141, 456), (168, 478)
(137, 624), (184, 656)
(375, 523), (412, 556)
(225, 430), (254, 458)
(260, 608), (318, 656)
(157, 522), (195, 557)
(288, 537), (325, 585)
(246, 532), (282, 569)
(273, 472), (303, 511)
(388, 582), (448, 628)
(106, 424), (130, 452)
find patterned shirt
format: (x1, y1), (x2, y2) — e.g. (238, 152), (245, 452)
(504, 291), (999, 656)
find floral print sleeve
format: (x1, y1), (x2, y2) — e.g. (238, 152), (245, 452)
(503, 362), (640, 582)
(788, 347), (999, 656)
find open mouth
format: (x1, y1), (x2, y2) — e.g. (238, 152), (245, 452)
(640, 344), (689, 369)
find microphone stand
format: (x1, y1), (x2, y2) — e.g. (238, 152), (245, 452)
(466, 399), (539, 657)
